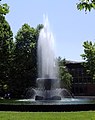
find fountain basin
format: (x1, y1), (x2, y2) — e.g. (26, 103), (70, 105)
(1, 98), (95, 111)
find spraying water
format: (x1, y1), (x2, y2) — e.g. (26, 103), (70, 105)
(24, 16), (72, 100)
(37, 15), (59, 79)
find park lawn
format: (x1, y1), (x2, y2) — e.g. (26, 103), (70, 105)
(0, 111), (95, 120)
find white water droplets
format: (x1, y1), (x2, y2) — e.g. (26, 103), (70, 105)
(37, 15), (58, 79)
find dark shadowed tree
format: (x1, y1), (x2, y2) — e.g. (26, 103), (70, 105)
(9, 24), (43, 98)
(0, 1), (13, 97)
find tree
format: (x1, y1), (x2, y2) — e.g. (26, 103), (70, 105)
(0, 1), (9, 15)
(81, 41), (95, 82)
(0, 3), (13, 97)
(58, 57), (73, 90)
(9, 24), (43, 98)
(36, 24), (43, 39)
(77, 0), (95, 12)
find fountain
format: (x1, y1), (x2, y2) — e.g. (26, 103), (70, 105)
(19, 15), (73, 102)
(25, 15), (72, 100)
(35, 15), (62, 100)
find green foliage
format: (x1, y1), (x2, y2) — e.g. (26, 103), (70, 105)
(0, 1), (9, 15)
(0, 12), (43, 98)
(0, 15), (13, 96)
(81, 41), (95, 81)
(58, 57), (73, 90)
(0, 1), (13, 97)
(8, 24), (43, 98)
(77, 0), (95, 12)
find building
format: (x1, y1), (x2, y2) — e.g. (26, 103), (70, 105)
(66, 61), (95, 96)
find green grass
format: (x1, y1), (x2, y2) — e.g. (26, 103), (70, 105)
(0, 111), (95, 120)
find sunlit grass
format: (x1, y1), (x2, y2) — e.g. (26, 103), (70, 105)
(0, 111), (95, 120)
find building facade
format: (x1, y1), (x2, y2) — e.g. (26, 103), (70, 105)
(66, 62), (95, 96)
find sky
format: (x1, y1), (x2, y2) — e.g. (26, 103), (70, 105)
(2, 0), (95, 61)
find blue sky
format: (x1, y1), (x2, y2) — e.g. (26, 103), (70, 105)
(2, 0), (95, 61)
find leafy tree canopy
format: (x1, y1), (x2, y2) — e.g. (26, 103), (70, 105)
(81, 41), (95, 81)
(0, 0), (9, 15)
(77, 0), (95, 12)
(0, 1), (13, 97)
(8, 23), (43, 98)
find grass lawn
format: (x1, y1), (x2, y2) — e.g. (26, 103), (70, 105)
(0, 111), (95, 120)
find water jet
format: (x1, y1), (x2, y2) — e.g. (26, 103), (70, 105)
(33, 15), (71, 100)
